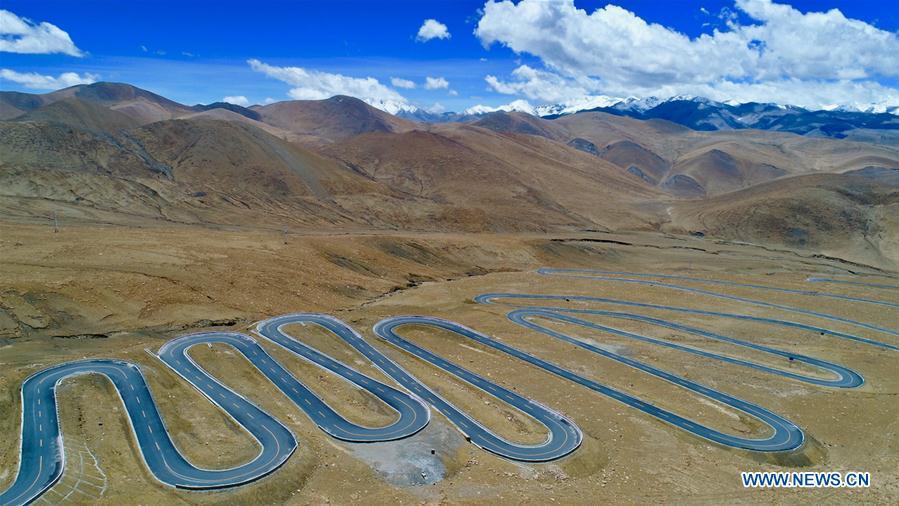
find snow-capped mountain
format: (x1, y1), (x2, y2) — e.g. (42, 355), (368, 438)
(366, 98), (418, 115)
(558, 96), (899, 136)
(397, 94), (899, 139)
(538, 95), (898, 118)
(465, 99), (536, 115)
(533, 96), (623, 117)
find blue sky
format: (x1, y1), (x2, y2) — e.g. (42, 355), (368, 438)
(2, 1), (898, 113)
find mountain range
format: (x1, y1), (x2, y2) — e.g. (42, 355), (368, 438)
(1, 82), (898, 268)
(401, 95), (899, 141)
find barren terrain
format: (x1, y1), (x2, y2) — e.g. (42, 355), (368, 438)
(1, 82), (898, 504)
(1, 221), (896, 504)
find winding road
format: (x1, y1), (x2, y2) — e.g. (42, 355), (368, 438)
(2, 269), (895, 504)
(2, 320), (429, 506)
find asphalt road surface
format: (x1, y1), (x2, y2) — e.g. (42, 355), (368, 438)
(373, 316), (583, 462)
(0, 357), (296, 506)
(2, 323), (430, 506)
(3, 270), (894, 504)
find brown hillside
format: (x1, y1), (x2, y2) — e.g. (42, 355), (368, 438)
(16, 97), (142, 135)
(599, 140), (670, 184)
(471, 111), (566, 140)
(254, 95), (417, 146)
(668, 172), (899, 268)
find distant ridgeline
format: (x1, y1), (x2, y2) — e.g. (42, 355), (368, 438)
(402, 96), (899, 140)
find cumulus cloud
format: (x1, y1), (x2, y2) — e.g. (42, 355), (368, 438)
(222, 95), (250, 106)
(416, 19), (450, 42)
(391, 77), (416, 89)
(248, 59), (414, 114)
(426, 102), (446, 114)
(486, 65), (600, 102)
(0, 9), (83, 56)
(0, 68), (97, 89)
(424, 76), (449, 90)
(475, 0), (899, 110)
(465, 99), (535, 115)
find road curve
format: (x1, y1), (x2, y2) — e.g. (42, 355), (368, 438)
(537, 268), (899, 343)
(161, 328), (429, 443)
(2, 270), (893, 503)
(0, 358), (296, 506)
(477, 292), (899, 352)
(373, 316), (583, 462)
(376, 314), (802, 453)
(508, 308), (862, 388)
(252, 313), (430, 441)
(2, 324), (430, 506)
(464, 269), (896, 451)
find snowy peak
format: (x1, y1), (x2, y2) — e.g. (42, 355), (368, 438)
(395, 93), (899, 139)
(534, 96), (623, 117)
(535, 95), (899, 119)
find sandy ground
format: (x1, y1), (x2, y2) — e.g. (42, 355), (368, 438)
(1, 221), (897, 504)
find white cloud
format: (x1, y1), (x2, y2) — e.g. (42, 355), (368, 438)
(426, 102), (446, 114)
(222, 95), (250, 106)
(448, 89), (458, 96)
(682, 79), (899, 112)
(391, 77), (416, 89)
(486, 65), (600, 102)
(0, 68), (97, 90)
(465, 99), (536, 115)
(424, 76), (449, 90)
(475, 0), (899, 110)
(248, 59), (415, 114)
(0, 9), (83, 56)
(486, 65), (899, 113)
(263, 97), (276, 105)
(534, 95), (626, 116)
(416, 19), (450, 42)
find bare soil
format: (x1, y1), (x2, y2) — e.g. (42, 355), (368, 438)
(1, 221), (897, 504)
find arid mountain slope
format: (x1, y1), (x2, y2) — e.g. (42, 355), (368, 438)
(667, 148), (786, 196)
(471, 111), (566, 140)
(16, 97), (142, 135)
(0, 82), (193, 124)
(2, 81), (899, 268)
(0, 116), (397, 227)
(548, 111), (899, 196)
(252, 95), (417, 146)
(668, 172), (899, 268)
(0, 91), (47, 120)
(322, 123), (664, 231)
(0, 104), (661, 232)
(595, 140), (670, 184)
